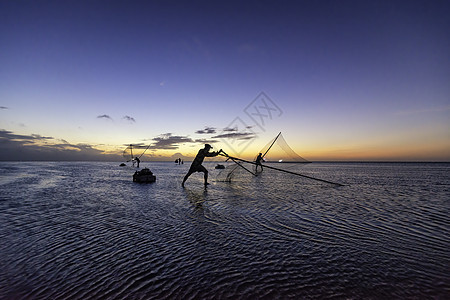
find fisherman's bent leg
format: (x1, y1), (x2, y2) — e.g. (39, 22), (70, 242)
(204, 170), (209, 185)
(182, 171), (193, 187)
(195, 165), (208, 185)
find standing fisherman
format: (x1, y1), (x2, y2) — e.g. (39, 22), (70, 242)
(134, 156), (140, 168)
(182, 144), (221, 187)
(255, 152), (263, 172)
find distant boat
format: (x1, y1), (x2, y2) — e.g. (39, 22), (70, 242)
(133, 168), (156, 183)
(215, 164), (225, 169)
(119, 163), (126, 167)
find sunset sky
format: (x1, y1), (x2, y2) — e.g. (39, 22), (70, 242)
(1, 0), (449, 161)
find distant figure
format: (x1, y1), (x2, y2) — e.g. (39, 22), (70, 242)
(182, 144), (221, 187)
(134, 157), (140, 168)
(178, 158), (182, 165)
(255, 153), (263, 172)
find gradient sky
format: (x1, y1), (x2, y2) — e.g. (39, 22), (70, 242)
(1, 0), (449, 161)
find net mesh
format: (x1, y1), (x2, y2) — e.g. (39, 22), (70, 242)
(257, 133), (309, 163)
(122, 144), (151, 162)
(216, 133), (309, 182)
(216, 161), (249, 182)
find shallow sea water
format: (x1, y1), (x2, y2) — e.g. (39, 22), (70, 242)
(0, 161), (449, 299)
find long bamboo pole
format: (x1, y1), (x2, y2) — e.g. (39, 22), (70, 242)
(262, 132), (281, 159)
(138, 144), (152, 159)
(219, 153), (344, 186)
(229, 157), (256, 176)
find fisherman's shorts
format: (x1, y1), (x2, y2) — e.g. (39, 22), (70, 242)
(189, 164), (207, 173)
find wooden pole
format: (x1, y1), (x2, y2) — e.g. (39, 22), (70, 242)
(262, 132), (281, 159)
(138, 144), (152, 159)
(229, 157), (256, 176)
(219, 153), (344, 186)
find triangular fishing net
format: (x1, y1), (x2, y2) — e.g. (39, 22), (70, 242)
(123, 144), (151, 163)
(257, 133), (309, 163)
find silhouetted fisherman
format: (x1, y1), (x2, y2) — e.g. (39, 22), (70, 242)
(255, 152), (263, 172)
(182, 144), (221, 187)
(134, 157), (140, 168)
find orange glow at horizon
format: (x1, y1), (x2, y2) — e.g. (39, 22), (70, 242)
(105, 134), (450, 162)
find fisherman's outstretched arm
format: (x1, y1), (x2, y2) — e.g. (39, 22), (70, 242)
(206, 149), (223, 157)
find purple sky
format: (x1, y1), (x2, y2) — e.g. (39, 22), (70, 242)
(1, 0), (449, 161)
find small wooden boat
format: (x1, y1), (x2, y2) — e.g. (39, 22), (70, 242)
(215, 164), (225, 169)
(133, 168), (156, 183)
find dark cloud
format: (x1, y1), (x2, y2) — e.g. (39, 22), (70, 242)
(223, 127), (238, 132)
(31, 134), (53, 140)
(195, 127), (216, 134)
(151, 133), (194, 150)
(0, 128), (233, 161)
(122, 142), (146, 147)
(97, 114), (113, 121)
(123, 115), (136, 123)
(0, 130), (47, 142)
(0, 129), (120, 161)
(212, 132), (256, 140)
(0, 106), (8, 110)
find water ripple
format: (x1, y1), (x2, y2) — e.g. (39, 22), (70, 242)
(0, 162), (449, 299)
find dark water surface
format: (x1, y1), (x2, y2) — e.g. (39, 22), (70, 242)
(0, 162), (449, 299)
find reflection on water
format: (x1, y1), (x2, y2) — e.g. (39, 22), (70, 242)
(184, 188), (208, 208)
(0, 162), (449, 299)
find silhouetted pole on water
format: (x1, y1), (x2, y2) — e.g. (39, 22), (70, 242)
(219, 152), (344, 186)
